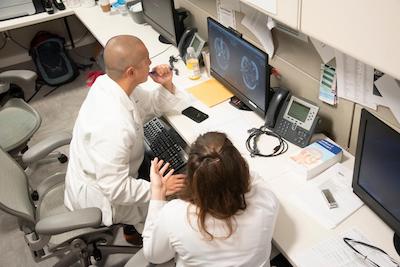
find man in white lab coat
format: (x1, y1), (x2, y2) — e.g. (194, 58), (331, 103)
(64, 35), (186, 237)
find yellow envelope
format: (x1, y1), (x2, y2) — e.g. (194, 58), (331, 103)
(187, 78), (234, 107)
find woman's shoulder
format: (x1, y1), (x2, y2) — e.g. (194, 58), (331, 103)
(248, 172), (279, 209)
(162, 199), (190, 212)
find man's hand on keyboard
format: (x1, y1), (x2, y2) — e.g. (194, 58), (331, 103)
(150, 157), (186, 200)
(165, 172), (186, 197)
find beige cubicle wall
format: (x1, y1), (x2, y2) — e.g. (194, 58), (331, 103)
(176, 0), (355, 149)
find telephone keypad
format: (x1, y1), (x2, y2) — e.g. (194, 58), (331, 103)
(275, 120), (310, 148)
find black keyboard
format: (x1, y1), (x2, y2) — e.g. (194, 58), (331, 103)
(144, 117), (189, 172)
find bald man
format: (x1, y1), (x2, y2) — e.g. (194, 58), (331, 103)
(64, 35), (186, 236)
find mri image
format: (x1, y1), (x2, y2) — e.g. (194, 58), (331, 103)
(240, 56), (259, 90)
(213, 37), (230, 71)
(208, 18), (268, 113)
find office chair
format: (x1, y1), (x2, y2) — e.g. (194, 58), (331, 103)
(0, 70), (71, 187)
(0, 147), (138, 266)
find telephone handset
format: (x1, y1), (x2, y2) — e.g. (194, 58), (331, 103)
(265, 88), (289, 128)
(178, 28), (206, 62)
(178, 28), (197, 59)
(265, 88), (320, 147)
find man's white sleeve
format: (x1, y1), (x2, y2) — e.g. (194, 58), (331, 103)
(89, 129), (151, 205)
(134, 85), (188, 123)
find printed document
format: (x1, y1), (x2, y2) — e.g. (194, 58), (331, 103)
(241, 9), (276, 58)
(289, 163), (363, 229)
(335, 50), (376, 109)
(217, 0), (236, 28)
(375, 74), (400, 123)
(311, 37), (335, 64)
(296, 228), (398, 267)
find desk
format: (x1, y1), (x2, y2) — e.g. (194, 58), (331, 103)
(0, 9), (74, 32)
(2, 5), (399, 266)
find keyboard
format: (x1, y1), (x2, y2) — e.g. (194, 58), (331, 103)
(143, 117), (189, 172)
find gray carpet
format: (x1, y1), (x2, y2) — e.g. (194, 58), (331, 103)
(0, 52), (138, 266)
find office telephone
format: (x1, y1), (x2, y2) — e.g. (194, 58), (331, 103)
(265, 88), (320, 147)
(178, 28), (206, 62)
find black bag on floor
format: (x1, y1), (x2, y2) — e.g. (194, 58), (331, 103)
(29, 31), (79, 86)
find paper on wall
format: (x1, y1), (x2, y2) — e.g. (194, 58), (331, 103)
(375, 74), (400, 123)
(335, 50), (376, 109)
(310, 37), (335, 64)
(217, 0), (236, 28)
(319, 64), (337, 105)
(241, 9), (276, 58)
(369, 69), (387, 107)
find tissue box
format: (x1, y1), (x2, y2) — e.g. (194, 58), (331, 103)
(289, 139), (343, 180)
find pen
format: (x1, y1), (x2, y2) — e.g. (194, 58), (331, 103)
(149, 66), (174, 75)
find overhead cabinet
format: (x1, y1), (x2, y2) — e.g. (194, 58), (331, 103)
(301, 0), (400, 80)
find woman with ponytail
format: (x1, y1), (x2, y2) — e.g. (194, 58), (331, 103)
(142, 132), (279, 266)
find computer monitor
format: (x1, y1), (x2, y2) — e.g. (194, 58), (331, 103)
(353, 109), (400, 256)
(141, 0), (185, 46)
(207, 17), (270, 117)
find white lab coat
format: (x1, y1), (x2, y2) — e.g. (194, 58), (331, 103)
(142, 173), (279, 267)
(64, 74), (186, 227)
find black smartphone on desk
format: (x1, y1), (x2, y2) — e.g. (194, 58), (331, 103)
(182, 106), (209, 123)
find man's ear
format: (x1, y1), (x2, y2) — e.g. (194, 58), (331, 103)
(126, 66), (136, 78)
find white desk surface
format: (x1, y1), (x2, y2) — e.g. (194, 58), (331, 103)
(2, 4), (399, 266)
(0, 9), (74, 32)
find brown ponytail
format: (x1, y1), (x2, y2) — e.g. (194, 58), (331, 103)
(180, 132), (250, 240)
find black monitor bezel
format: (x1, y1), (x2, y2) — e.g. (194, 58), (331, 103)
(207, 17), (270, 117)
(141, 0), (183, 46)
(353, 108), (400, 236)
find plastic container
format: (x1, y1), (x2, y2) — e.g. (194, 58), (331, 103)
(99, 0), (111, 12)
(112, 0), (128, 15)
(186, 47), (201, 80)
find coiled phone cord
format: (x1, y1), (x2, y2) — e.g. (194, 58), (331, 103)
(246, 126), (288, 157)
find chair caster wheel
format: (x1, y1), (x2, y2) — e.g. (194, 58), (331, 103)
(58, 154), (68, 163)
(31, 191), (39, 201)
(21, 146), (29, 154)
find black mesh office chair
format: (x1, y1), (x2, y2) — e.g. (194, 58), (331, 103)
(0, 146), (139, 266)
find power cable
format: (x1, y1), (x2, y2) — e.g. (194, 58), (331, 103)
(246, 126), (288, 157)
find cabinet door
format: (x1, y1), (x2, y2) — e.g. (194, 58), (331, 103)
(301, 0), (400, 80)
(241, 0), (300, 29)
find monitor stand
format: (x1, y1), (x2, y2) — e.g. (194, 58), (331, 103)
(229, 96), (252, 111)
(394, 233), (400, 256)
(158, 35), (171, 44)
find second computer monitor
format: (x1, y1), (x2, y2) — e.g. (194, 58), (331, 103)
(208, 17), (270, 117)
(141, 0), (183, 46)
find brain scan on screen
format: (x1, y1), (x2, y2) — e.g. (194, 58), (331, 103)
(240, 56), (259, 90)
(214, 37), (230, 71)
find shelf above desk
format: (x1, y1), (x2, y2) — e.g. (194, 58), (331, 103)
(0, 9), (74, 32)
(73, 6), (173, 57)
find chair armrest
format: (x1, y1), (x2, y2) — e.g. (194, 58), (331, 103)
(0, 70), (37, 92)
(22, 132), (72, 164)
(35, 207), (102, 235)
